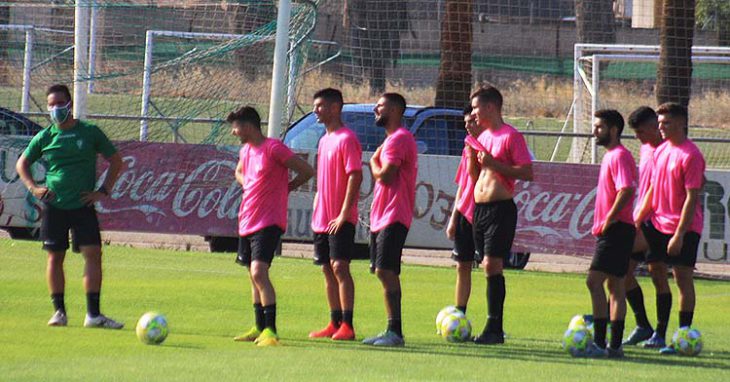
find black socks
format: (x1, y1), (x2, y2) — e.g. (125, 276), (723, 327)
(486, 275), (505, 334)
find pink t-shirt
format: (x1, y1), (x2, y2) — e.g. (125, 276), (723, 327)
(311, 127), (363, 233)
(650, 139), (705, 235)
(633, 143), (657, 222)
(238, 138), (295, 236)
(454, 144), (476, 223)
(592, 145), (637, 236)
(370, 127), (418, 232)
(476, 123), (533, 194)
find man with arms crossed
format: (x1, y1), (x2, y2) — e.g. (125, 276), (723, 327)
(469, 85), (533, 345)
(362, 93), (417, 347)
(16, 84), (123, 328)
(229, 106), (314, 346)
(636, 102), (705, 355)
(445, 105), (483, 315)
(308, 88), (363, 341)
(584, 109), (637, 358)
(622, 106), (664, 346)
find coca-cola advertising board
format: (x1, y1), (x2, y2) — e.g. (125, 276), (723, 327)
(1, 140), (728, 263)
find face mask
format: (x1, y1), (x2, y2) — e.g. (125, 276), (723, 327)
(49, 102), (71, 125)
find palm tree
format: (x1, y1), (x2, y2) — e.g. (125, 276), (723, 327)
(434, 0), (473, 108)
(656, 0), (695, 106)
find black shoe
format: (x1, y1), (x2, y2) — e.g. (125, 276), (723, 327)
(473, 332), (505, 345)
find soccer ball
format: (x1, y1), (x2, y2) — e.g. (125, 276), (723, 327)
(562, 327), (593, 357)
(568, 314), (594, 333)
(136, 312), (169, 345)
(672, 327), (703, 356)
(436, 306), (460, 335)
(440, 312), (472, 342)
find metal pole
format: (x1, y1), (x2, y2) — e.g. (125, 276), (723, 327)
(88, 1), (99, 94)
(591, 55), (600, 164)
(73, 0), (90, 119)
(267, 0), (292, 138)
(140, 30), (154, 141)
(21, 29), (33, 113)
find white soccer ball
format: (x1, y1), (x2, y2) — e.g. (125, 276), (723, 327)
(136, 312), (169, 345)
(440, 313), (471, 342)
(672, 326), (703, 356)
(562, 327), (593, 357)
(436, 306), (461, 335)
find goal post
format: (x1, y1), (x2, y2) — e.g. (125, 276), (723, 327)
(572, 43), (730, 164)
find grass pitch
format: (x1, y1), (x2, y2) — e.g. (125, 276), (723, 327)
(1, 238), (729, 381)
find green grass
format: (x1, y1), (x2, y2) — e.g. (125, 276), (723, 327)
(1, 238), (729, 381)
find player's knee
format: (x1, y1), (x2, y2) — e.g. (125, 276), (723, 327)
(47, 252), (65, 268)
(332, 261), (350, 279)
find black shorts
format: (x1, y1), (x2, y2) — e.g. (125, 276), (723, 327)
(369, 222), (409, 275)
(236, 226), (284, 267)
(451, 212), (480, 263)
(473, 199), (517, 260)
(40, 203), (101, 253)
(590, 222), (635, 277)
(630, 251), (647, 263)
(641, 221), (701, 268)
(313, 222), (356, 265)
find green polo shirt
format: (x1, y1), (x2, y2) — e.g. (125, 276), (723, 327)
(23, 120), (117, 210)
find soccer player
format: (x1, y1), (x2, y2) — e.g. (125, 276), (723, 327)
(362, 93), (417, 347)
(469, 86), (533, 345)
(307, 88), (363, 341)
(229, 106), (314, 347)
(584, 109), (637, 358)
(445, 105), (483, 315)
(16, 84), (124, 329)
(635, 102), (705, 355)
(622, 106), (664, 346)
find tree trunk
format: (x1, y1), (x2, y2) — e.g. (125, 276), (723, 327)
(575, 0), (616, 44)
(434, 0), (473, 109)
(348, 0), (407, 95)
(656, 0), (695, 106)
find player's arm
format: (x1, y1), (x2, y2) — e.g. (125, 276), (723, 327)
(235, 159), (245, 186)
(667, 188), (700, 257)
(285, 155), (315, 192)
(81, 152), (122, 205)
(601, 187), (634, 236)
(328, 170), (363, 234)
(446, 185), (463, 241)
(16, 153), (52, 201)
(370, 144), (401, 185)
(634, 184), (653, 227)
(466, 146), (479, 181)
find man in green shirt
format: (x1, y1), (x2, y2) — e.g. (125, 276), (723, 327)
(16, 84), (124, 329)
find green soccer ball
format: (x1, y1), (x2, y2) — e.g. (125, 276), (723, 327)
(672, 327), (703, 356)
(436, 306), (460, 335)
(440, 312), (471, 342)
(136, 312), (169, 345)
(562, 327), (592, 357)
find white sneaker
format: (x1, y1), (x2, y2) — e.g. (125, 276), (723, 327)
(48, 310), (68, 326)
(84, 314), (124, 329)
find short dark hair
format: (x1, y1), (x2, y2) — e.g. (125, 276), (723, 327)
(226, 106), (261, 129)
(594, 109), (625, 136)
(382, 92), (406, 114)
(46, 84), (72, 102)
(627, 106), (657, 130)
(470, 85), (503, 110)
(656, 102), (688, 121)
(462, 104), (472, 116)
(313, 88), (343, 107)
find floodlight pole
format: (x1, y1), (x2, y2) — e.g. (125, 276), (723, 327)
(74, 0), (90, 119)
(88, 1), (99, 94)
(21, 28), (33, 113)
(267, 0), (291, 138)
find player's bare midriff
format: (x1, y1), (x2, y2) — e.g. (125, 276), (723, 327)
(474, 167), (512, 204)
